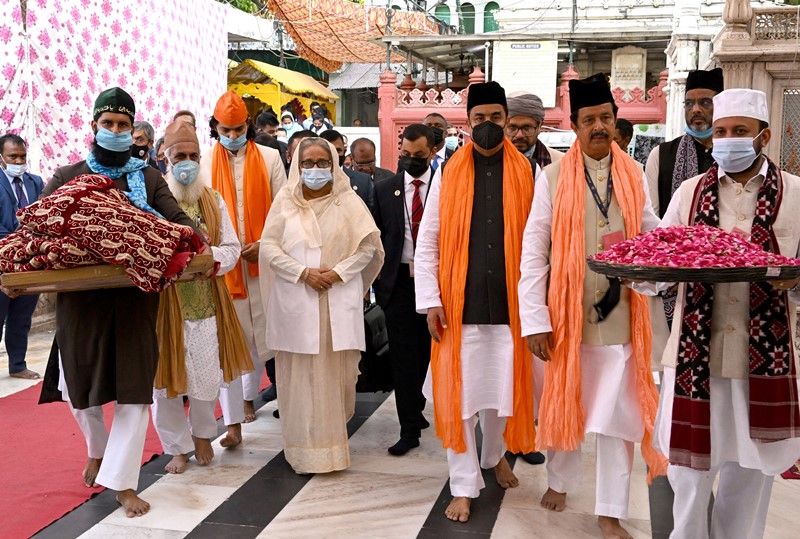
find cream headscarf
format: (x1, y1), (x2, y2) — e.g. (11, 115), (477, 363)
(261, 138), (383, 293)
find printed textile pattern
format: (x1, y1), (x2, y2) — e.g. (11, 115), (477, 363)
(0, 174), (200, 292)
(0, 0), (228, 178)
(670, 159), (800, 470)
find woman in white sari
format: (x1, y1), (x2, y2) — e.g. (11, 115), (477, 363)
(260, 138), (384, 474)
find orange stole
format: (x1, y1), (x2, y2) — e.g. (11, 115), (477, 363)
(432, 138), (536, 454)
(211, 140), (271, 299)
(539, 141), (667, 482)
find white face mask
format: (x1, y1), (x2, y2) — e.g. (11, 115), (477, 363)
(711, 130), (764, 174)
(1, 156), (27, 178)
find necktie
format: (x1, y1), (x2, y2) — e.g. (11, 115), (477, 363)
(411, 179), (424, 247)
(431, 155), (440, 174)
(12, 177), (28, 209)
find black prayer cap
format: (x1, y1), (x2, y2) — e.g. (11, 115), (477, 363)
(467, 81), (508, 112)
(93, 87), (135, 122)
(686, 68), (724, 94)
(568, 73), (614, 115)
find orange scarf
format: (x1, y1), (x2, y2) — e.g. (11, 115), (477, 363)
(211, 139), (271, 299)
(432, 138), (536, 454)
(539, 141), (667, 482)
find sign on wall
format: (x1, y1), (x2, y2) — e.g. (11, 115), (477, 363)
(492, 41), (559, 108)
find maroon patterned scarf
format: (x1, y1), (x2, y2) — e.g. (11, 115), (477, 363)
(533, 139), (553, 168)
(670, 157), (800, 470)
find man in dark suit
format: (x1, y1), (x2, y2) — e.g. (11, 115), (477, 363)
(0, 133), (44, 380)
(255, 112), (289, 171)
(350, 138), (393, 182)
(319, 130), (374, 209)
(371, 124), (435, 455)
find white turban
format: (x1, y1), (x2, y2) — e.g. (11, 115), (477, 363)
(713, 89), (769, 124)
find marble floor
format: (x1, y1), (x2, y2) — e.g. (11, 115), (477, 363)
(3, 332), (800, 538)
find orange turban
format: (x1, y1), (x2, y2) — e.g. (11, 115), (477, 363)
(214, 90), (248, 125)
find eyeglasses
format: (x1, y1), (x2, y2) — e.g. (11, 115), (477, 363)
(300, 159), (332, 169)
(352, 160), (375, 168)
(683, 98), (714, 110)
(505, 125), (539, 137)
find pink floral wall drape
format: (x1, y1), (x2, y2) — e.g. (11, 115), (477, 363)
(0, 0), (228, 178)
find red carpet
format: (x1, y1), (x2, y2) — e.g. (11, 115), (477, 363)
(0, 383), (164, 539)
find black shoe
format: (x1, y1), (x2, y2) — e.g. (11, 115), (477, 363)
(419, 416), (430, 430)
(272, 409), (280, 419)
(519, 451), (546, 465)
(388, 437), (420, 456)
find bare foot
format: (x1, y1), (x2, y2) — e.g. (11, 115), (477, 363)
(598, 516), (633, 539)
(243, 400), (256, 423)
(444, 497), (471, 522)
(9, 369), (40, 380)
(220, 423), (242, 448)
(494, 456), (519, 489)
(194, 437), (214, 465)
(540, 487), (567, 512)
(164, 454), (189, 474)
(116, 489), (150, 517)
(82, 457), (102, 487)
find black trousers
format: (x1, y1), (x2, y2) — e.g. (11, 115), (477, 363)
(384, 264), (431, 440)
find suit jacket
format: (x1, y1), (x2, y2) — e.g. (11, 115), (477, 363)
(344, 167), (375, 210)
(370, 171), (406, 307)
(0, 169), (44, 238)
(372, 167), (394, 183)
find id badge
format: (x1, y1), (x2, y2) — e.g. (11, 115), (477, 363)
(409, 261), (414, 278)
(602, 230), (625, 250)
(730, 226), (751, 241)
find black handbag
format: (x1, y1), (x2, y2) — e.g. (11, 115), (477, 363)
(356, 300), (393, 392)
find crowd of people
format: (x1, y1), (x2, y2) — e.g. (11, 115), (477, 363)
(0, 66), (799, 539)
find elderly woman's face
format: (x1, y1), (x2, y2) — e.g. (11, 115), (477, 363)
(298, 144), (333, 175)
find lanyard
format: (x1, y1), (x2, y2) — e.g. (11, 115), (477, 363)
(584, 167), (613, 220)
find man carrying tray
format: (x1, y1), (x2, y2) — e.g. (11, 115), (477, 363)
(648, 88), (800, 538)
(36, 88), (205, 517)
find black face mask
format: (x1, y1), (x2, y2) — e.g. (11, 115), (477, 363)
(338, 155), (346, 167)
(398, 156), (429, 178)
(472, 121), (505, 150)
(157, 160), (168, 174)
(430, 126), (444, 146)
(131, 144), (150, 160)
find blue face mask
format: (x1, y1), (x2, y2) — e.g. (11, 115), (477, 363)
(171, 160), (200, 185)
(685, 125), (713, 140)
(301, 168), (333, 190)
(445, 136), (459, 151)
(219, 132), (247, 151)
(95, 127), (133, 152)
(711, 131), (764, 174)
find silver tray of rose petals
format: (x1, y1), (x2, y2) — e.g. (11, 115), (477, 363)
(588, 225), (800, 284)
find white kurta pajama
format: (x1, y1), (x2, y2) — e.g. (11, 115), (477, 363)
(151, 193), (241, 456)
(200, 143), (287, 416)
(641, 159), (800, 539)
(519, 153), (661, 519)
(414, 166), (516, 499)
(260, 144), (383, 474)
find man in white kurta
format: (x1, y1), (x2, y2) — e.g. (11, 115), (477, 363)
(648, 89), (800, 539)
(151, 121), (242, 473)
(415, 81), (536, 524)
(200, 91), (287, 441)
(519, 73), (661, 539)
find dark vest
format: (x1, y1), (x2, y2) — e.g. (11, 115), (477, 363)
(656, 135), (715, 218)
(463, 149), (510, 325)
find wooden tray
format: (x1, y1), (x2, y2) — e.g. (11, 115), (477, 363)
(0, 254), (213, 294)
(587, 258), (800, 284)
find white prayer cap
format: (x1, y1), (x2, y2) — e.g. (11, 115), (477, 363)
(713, 89), (769, 124)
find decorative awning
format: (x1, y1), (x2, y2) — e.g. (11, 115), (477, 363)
(264, 0), (439, 72)
(228, 59), (339, 101)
